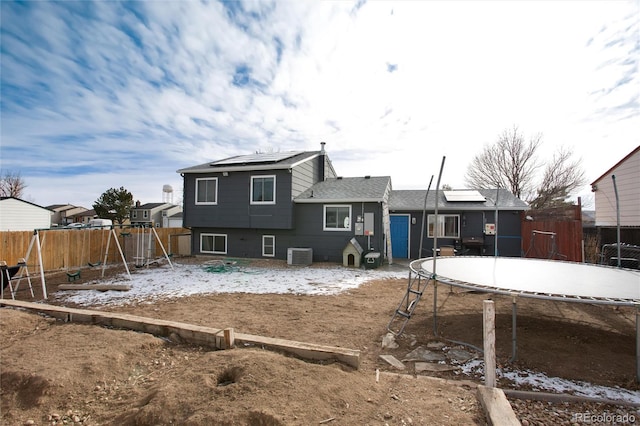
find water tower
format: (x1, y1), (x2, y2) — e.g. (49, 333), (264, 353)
(162, 184), (174, 204)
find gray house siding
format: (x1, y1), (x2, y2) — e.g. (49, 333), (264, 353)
(183, 169), (295, 229)
(191, 202), (385, 262)
(291, 153), (337, 197)
(394, 209), (523, 258)
(388, 189), (528, 259)
(293, 202), (385, 262)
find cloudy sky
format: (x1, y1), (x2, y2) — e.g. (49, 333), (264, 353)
(1, 0), (638, 209)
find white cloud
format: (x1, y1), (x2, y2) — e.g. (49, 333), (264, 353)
(1, 0), (638, 208)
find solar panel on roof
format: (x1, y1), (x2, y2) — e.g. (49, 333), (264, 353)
(443, 190), (486, 202)
(212, 151), (303, 166)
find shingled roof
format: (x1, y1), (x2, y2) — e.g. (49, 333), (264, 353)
(389, 188), (529, 211)
(177, 151), (323, 174)
(295, 176), (392, 203)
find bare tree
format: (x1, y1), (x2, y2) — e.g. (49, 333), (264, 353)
(465, 126), (541, 199)
(465, 127), (586, 208)
(529, 147), (586, 209)
(0, 170), (27, 198)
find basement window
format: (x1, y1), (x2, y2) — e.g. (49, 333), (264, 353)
(262, 235), (275, 257)
(201, 233), (227, 254)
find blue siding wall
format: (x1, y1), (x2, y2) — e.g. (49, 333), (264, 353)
(183, 169), (294, 229)
(398, 210), (523, 258)
(191, 202), (386, 263)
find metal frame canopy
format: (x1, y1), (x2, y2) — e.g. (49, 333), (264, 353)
(410, 256), (640, 382)
(415, 256), (639, 306)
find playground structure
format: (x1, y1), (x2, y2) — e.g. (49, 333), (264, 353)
(388, 255), (640, 382)
(600, 243), (640, 270)
(523, 230), (567, 260)
(0, 225), (176, 300)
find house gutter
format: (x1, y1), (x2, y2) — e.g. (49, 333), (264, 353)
(294, 198), (384, 204)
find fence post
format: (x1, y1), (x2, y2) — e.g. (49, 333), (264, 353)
(483, 300), (496, 388)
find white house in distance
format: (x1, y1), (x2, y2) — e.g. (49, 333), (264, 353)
(46, 204), (89, 226)
(590, 145), (640, 248)
(0, 197), (52, 231)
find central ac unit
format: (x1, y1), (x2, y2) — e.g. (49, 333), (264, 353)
(287, 248), (313, 266)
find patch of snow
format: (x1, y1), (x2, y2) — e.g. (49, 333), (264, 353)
(461, 359), (640, 405)
(53, 263), (407, 307)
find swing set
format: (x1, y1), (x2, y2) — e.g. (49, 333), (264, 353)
(1, 230), (46, 299)
(130, 224), (174, 269)
(1, 225), (175, 300)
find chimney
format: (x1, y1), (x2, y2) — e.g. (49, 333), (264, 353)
(136, 200), (141, 208)
(319, 142), (326, 181)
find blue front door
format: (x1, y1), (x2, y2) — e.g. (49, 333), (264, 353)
(390, 215), (409, 258)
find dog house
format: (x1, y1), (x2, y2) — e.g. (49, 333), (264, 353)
(343, 238), (364, 267)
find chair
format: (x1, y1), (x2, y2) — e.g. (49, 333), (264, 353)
(439, 246), (456, 256)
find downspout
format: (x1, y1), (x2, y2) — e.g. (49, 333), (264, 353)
(383, 180), (393, 265)
(320, 142), (326, 181)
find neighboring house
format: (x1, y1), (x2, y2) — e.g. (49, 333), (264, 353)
(130, 202), (183, 228)
(590, 145), (640, 245)
(590, 145), (640, 227)
(77, 209), (98, 225)
(163, 210), (184, 228)
(178, 145), (530, 263)
(388, 189), (529, 258)
(582, 210), (596, 229)
(1, 197), (53, 231)
(46, 204), (89, 226)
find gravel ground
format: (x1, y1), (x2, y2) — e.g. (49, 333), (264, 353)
(509, 398), (639, 425)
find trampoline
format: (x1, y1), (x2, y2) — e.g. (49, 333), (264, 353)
(410, 256), (640, 380)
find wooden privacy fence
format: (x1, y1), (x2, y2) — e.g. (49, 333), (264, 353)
(521, 206), (583, 262)
(0, 228), (191, 272)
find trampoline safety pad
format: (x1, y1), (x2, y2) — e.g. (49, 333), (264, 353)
(419, 256), (639, 306)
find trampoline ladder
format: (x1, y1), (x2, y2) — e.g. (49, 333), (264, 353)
(387, 270), (432, 336)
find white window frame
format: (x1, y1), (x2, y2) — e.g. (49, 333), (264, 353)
(427, 214), (460, 238)
(196, 177), (218, 205)
(250, 175), (276, 205)
(131, 211), (137, 219)
(200, 233), (227, 254)
(143, 210), (149, 219)
(323, 205), (352, 231)
(262, 235), (275, 257)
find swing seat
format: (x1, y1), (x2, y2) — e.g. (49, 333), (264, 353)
(66, 271), (81, 282)
(88, 261), (102, 267)
(1, 263), (21, 289)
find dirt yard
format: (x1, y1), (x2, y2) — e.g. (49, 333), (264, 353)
(1, 257), (638, 425)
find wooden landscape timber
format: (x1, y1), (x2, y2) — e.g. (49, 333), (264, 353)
(57, 284), (132, 291)
(0, 299), (360, 368)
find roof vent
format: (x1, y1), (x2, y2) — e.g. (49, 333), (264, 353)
(364, 175), (371, 179)
(337, 176), (343, 180)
